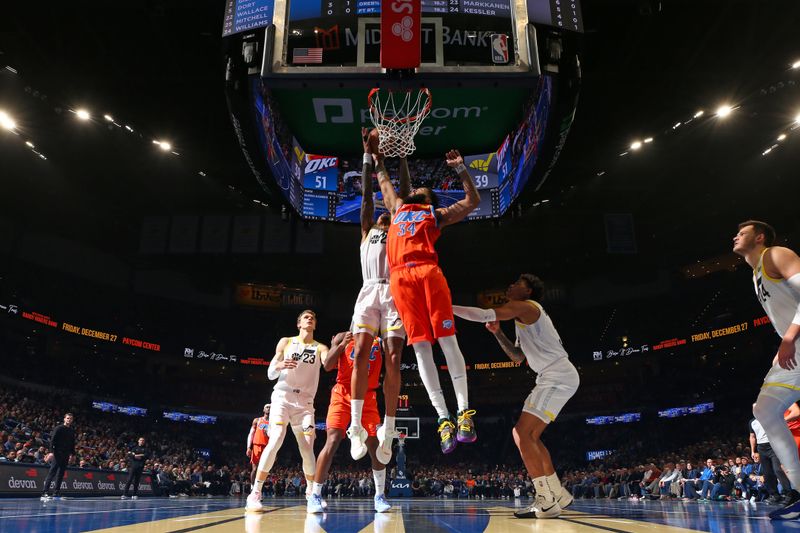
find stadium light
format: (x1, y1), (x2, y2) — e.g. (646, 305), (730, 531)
(630, 141), (642, 151)
(0, 110), (16, 131)
(796, 113), (800, 125)
(715, 105), (733, 118)
(103, 114), (114, 122)
(778, 134), (787, 141)
(156, 140), (171, 151)
(693, 110), (704, 118)
(75, 109), (91, 121)
(644, 137), (653, 144)
(792, 60), (800, 70)
(25, 141), (34, 148)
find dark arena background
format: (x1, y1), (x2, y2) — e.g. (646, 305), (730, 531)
(2, 1), (800, 532)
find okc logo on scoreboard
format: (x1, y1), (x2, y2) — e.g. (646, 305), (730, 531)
(304, 156), (338, 174)
(392, 16), (414, 43)
(491, 34), (509, 64)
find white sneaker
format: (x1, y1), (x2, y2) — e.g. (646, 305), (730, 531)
(374, 494), (392, 512)
(347, 426), (368, 460)
(40, 495), (50, 502)
(120, 495), (128, 500)
(376, 425), (398, 465)
(307, 494), (325, 514)
(306, 493), (328, 509)
(131, 495), (138, 500)
(246, 491), (263, 512)
(557, 486), (574, 509)
(514, 495), (562, 519)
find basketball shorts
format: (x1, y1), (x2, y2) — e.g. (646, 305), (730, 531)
(522, 358), (580, 424)
(352, 281), (406, 339)
(251, 443), (265, 466)
(326, 384), (380, 437)
(389, 263), (455, 345)
(269, 389), (316, 436)
(760, 363), (800, 401)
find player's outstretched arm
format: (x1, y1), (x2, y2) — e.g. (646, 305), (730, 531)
(267, 337), (294, 380)
(376, 159), (402, 215)
(360, 128), (375, 239)
(319, 341), (333, 370)
(325, 331), (351, 371)
(437, 149), (480, 227)
(452, 300), (540, 324)
(398, 157), (412, 198)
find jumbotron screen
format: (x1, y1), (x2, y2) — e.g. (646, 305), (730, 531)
(254, 76), (552, 222)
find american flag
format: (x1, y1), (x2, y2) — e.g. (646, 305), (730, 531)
(292, 47), (323, 64)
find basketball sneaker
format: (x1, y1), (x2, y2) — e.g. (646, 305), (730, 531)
(131, 496), (138, 500)
(306, 493), (327, 509)
(39, 495), (50, 502)
(456, 409), (477, 443)
(514, 494), (562, 519)
(307, 494), (325, 514)
(245, 490), (263, 512)
(438, 417), (457, 454)
(376, 425), (398, 465)
(120, 495), (128, 500)
(770, 490), (800, 520)
(347, 425), (368, 460)
(374, 494), (392, 512)
(557, 486), (574, 509)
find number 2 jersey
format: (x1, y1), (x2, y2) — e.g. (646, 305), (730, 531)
(754, 247), (800, 341)
(515, 300), (571, 374)
(337, 338), (382, 390)
(361, 228), (390, 281)
(274, 336), (322, 396)
(387, 204), (440, 269)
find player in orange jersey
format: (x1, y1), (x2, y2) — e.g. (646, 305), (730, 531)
(786, 403), (800, 451)
(371, 129), (481, 454)
(307, 331), (391, 514)
(246, 404), (270, 485)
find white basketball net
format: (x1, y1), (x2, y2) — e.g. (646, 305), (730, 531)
(368, 88), (432, 158)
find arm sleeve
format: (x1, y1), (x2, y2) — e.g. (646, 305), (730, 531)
(452, 305), (497, 323)
(787, 273), (800, 325)
(267, 360), (281, 381)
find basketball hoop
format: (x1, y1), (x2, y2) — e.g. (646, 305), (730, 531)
(368, 88), (432, 158)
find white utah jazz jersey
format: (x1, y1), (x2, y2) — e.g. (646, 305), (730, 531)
(515, 300), (570, 373)
(274, 337), (322, 396)
(754, 248), (800, 341)
(361, 228), (390, 282)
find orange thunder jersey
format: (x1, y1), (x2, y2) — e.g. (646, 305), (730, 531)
(337, 338), (382, 390)
(387, 203), (440, 268)
(787, 409), (800, 434)
(253, 416), (269, 445)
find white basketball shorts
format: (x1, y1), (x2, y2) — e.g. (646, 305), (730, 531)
(351, 280), (405, 339)
(522, 358), (580, 424)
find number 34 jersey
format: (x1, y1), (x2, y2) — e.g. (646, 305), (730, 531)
(274, 336), (322, 396)
(387, 203), (441, 269)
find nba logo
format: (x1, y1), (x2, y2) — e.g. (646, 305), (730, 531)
(491, 34), (508, 64)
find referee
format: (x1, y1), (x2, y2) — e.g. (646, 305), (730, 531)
(40, 413), (76, 501)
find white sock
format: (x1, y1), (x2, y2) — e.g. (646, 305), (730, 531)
(414, 341), (449, 419)
(384, 416), (396, 432)
(253, 479), (264, 494)
(312, 482), (323, 496)
(438, 335), (469, 412)
(546, 473), (561, 495)
(373, 469), (386, 496)
(535, 476), (555, 503)
(351, 400), (364, 429)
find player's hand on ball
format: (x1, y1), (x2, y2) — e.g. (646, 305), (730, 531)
(445, 149), (463, 168)
(485, 321), (500, 334)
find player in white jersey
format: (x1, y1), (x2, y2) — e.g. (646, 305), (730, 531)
(348, 128), (408, 464)
(452, 273), (578, 519)
(733, 220), (800, 519)
(246, 309), (332, 512)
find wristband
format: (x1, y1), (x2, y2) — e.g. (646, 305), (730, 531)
(363, 153), (373, 167)
(455, 163), (467, 175)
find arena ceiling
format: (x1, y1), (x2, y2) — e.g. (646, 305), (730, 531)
(1, 0), (799, 289)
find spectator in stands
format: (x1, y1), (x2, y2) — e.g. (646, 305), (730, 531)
(698, 458), (716, 501)
(711, 464), (736, 501)
(681, 461), (701, 500)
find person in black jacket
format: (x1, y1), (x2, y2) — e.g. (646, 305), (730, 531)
(40, 413), (75, 500)
(122, 437), (148, 499)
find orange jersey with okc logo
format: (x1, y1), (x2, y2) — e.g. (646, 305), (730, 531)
(387, 204), (440, 269)
(337, 338), (382, 390)
(253, 416), (269, 445)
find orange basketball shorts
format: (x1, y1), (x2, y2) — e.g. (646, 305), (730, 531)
(389, 262), (455, 344)
(251, 443), (265, 466)
(326, 384), (380, 436)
